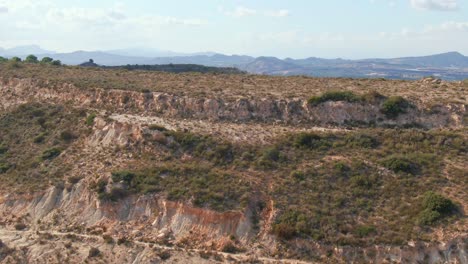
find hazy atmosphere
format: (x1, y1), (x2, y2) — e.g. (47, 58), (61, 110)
(1, 0), (467, 58)
(0, 0), (467, 263)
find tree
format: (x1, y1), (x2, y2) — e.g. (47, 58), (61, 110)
(51, 60), (62, 66)
(10, 57), (21, 62)
(40, 57), (53, 64)
(25, 54), (38, 63)
(0, 56), (7, 63)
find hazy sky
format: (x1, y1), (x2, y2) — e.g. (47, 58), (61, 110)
(0, 0), (467, 58)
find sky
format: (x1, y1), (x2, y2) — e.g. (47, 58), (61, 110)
(0, 0), (467, 59)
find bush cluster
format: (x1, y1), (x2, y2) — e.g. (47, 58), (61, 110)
(381, 96), (409, 118)
(418, 192), (456, 225)
(308, 91), (362, 106)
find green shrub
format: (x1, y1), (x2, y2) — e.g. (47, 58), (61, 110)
(86, 113), (96, 126)
(25, 55), (38, 63)
(344, 134), (379, 148)
(381, 156), (417, 174)
(422, 192), (455, 214)
(41, 148), (61, 160)
(157, 250), (171, 260)
(418, 192), (456, 225)
(350, 175), (374, 188)
(102, 234), (114, 244)
(60, 130), (77, 142)
(362, 91), (385, 103)
(88, 247), (100, 258)
(111, 171), (135, 185)
(290, 170), (305, 181)
(418, 209), (442, 225)
(381, 96), (409, 118)
(51, 60), (62, 66)
(33, 133), (47, 143)
(0, 162), (11, 173)
(333, 162), (350, 176)
(355, 225), (376, 237)
(148, 124), (167, 131)
(0, 56), (7, 63)
(256, 147), (281, 169)
(221, 242), (240, 253)
(10, 57), (21, 62)
(14, 223), (27, 230)
(308, 91), (361, 106)
(272, 223), (297, 240)
(0, 144), (7, 155)
(262, 147), (280, 161)
(40, 57), (54, 64)
(294, 133), (321, 148)
(293, 133), (330, 150)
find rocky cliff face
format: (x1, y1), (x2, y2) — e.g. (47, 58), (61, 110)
(0, 77), (466, 263)
(0, 78), (465, 128)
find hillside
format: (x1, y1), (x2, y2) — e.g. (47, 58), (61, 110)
(0, 63), (466, 263)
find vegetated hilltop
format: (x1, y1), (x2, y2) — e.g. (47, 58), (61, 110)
(0, 62), (466, 263)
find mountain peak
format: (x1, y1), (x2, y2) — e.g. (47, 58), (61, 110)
(439, 51), (465, 58)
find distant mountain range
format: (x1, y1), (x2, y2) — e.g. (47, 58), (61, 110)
(1, 46), (468, 80)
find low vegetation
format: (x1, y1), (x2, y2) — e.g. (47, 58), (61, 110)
(308, 91), (363, 106)
(105, 64), (246, 74)
(418, 192), (457, 225)
(381, 96), (410, 118)
(0, 103), (88, 192)
(1, 64), (466, 106)
(89, 123), (466, 247)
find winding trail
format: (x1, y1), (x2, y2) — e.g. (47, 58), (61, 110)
(0, 228), (315, 263)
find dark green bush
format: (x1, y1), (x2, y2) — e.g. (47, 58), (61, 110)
(418, 209), (442, 225)
(418, 192), (456, 225)
(422, 192), (455, 214)
(60, 130), (77, 142)
(293, 133), (331, 150)
(381, 156), (417, 174)
(88, 247), (100, 258)
(86, 113), (96, 126)
(111, 171), (135, 185)
(102, 234), (114, 244)
(294, 133), (321, 148)
(148, 124), (167, 131)
(381, 96), (409, 118)
(256, 147), (281, 169)
(25, 55), (38, 63)
(308, 91), (361, 106)
(0, 162), (11, 173)
(290, 170), (305, 181)
(41, 148), (61, 160)
(344, 134), (379, 148)
(14, 223), (27, 230)
(272, 223), (297, 240)
(262, 147), (280, 161)
(10, 57), (21, 62)
(0, 144), (7, 155)
(355, 225), (376, 237)
(157, 250), (171, 260)
(40, 57), (54, 64)
(362, 91), (385, 103)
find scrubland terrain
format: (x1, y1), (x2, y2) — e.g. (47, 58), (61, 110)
(0, 63), (466, 263)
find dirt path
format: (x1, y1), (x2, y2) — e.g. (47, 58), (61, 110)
(110, 113), (350, 144)
(0, 228), (315, 264)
